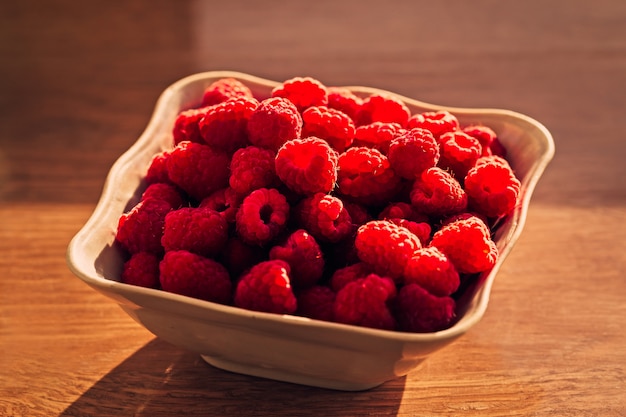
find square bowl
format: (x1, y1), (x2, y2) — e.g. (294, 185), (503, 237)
(67, 71), (554, 391)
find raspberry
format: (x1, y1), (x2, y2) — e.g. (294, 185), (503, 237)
(355, 220), (422, 282)
(403, 247), (460, 296)
(247, 97), (303, 151)
(429, 216), (498, 274)
(378, 202), (429, 223)
(173, 107), (209, 145)
(343, 201), (373, 226)
(269, 229), (325, 288)
(275, 137), (338, 195)
(462, 124), (497, 156)
(234, 260), (297, 314)
(198, 96), (258, 154)
(116, 198), (171, 255)
(301, 106), (356, 152)
(407, 110), (459, 138)
(394, 283), (456, 333)
(159, 250), (232, 304)
(388, 128), (440, 180)
(465, 156), (521, 218)
(141, 182), (185, 209)
(356, 93), (411, 127)
(219, 236), (268, 279)
(161, 206), (228, 258)
(352, 121), (405, 153)
(271, 76), (329, 112)
(410, 167), (468, 217)
(199, 187), (242, 224)
(333, 274), (397, 330)
(337, 147), (401, 206)
(329, 262), (372, 292)
(295, 192), (353, 243)
(438, 131), (482, 180)
(229, 145), (278, 195)
(145, 150), (172, 185)
(201, 77), (254, 107)
(166, 141), (230, 202)
(236, 188), (290, 246)
(121, 252), (160, 288)
(327, 87), (363, 121)
(388, 218), (432, 247)
(296, 285), (336, 322)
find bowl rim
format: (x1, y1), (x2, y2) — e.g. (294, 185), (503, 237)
(66, 70), (555, 343)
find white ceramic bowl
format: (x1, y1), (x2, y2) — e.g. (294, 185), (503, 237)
(67, 71), (554, 391)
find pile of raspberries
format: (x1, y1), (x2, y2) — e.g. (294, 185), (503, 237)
(115, 76), (521, 333)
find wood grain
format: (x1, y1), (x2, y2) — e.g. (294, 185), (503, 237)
(1, 0), (625, 416)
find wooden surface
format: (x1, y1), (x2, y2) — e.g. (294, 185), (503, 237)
(1, 1), (625, 415)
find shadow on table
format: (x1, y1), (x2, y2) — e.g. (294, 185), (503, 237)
(60, 338), (405, 417)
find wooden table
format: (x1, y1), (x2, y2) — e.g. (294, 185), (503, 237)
(1, 1), (625, 415)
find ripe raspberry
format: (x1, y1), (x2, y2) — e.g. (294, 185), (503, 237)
(333, 274), (397, 330)
(234, 260), (297, 314)
(247, 97), (303, 151)
(201, 77), (254, 107)
(327, 87), (363, 121)
(355, 220), (422, 282)
(116, 198), (172, 255)
(141, 182), (185, 209)
(329, 262), (372, 292)
(271, 76), (329, 112)
(199, 187), (242, 224)
(229, 145), (278, 195)
(145, 150), (172, 185)
(301, 106), (356, 152)
(337, 147), (401, 206)
(161, 206), (228, 258)
(407, 110), (459, 138)
(121, 252), (160, 288)
(410, 167), (468, 217)
(236, 188), (290, 246)
(356, 93), (411, 127)
(429, 216), (498, 274)
(296, 285), (336, 322)
(438, 131), (482, 180)
(218, 236), (268, 279)
(275, 137), (338, 195)
(465, 156), (521, 218)
(159, 250), (232, 304)
(388, 218), (432, 247)
(394, 283), (456, 333)
(198, 96), (258, 154)
(295, 192), (353, 243)
(269, 229), (325, 288)
(462, 124), (497, 156)
(352, 122), (405, 153)
(378, 202), (429, 223)
(388, 128), (440, 180)
(173, 107), (209, 145)
(404, 247), (460, 296)
(166, 141), (230, 202)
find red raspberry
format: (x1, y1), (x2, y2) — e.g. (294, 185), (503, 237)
(275, 137), (338, 195)
(462, 124), (497, 156)
(356, 93), (411, 127)
(173, 107), (209, 145)
(218, 236), (268, 279)
(410, 167), (468, 217)
(159, 250), (232, 304)
(343, 201), (373, 226)
(229, 145), (278, 195)
(355, 220), (422, 282)
(201, 77), (254, 107)
(327, 87), (363, 121)
(235, 188), (290, 246)
(234, 260), (297, 314)
(329, 262), (372, 292)
(269, 229), (325, 288)
(121, 252), (160, 288)
(161, 206), (228, 258)
(394, 283), (456, 333)
(438, 131), (482, 180)
(429, 216), (498, 274)
(352, 122), (405, 153)
(333, 274), (397, 330)
(489, 137), (508, 158)
(301, 106), (356, 152)
(296, 285), (336, 322)
(407, 110), (459, 138)
(378, 202), (429, 223)
(199, 187), (242, 224)
(166, 141), (230, 202)
(271, 76), (329, 112)
(247, 97), (303, 151)
(141, 183), (185, 209)
(465, 156), (521, 218)
(198, 96), (258, 154)
(337, 147), (401, 206)
(145, 150), (172, 185)
(388, 218), (432, 247)
(403, 247), (460, 296)
(388, 128), (440, 180)
(295, 192), (353, 243)
(116, 198), (172, 255)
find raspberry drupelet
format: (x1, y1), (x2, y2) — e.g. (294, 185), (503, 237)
(234, 260), (297, 314)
